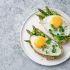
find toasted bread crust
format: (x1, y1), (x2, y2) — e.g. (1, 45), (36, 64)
(30, 43), (64, 60)
(26, 26), (64, 60)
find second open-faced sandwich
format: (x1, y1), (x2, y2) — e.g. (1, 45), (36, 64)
(25, 26), (64, 60)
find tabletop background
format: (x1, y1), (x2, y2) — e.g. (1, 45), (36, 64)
(0, 0), (70, 70)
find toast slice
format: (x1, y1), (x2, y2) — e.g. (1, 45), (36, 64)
(25, 26), (64, 60)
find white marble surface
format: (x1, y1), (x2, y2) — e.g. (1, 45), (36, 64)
(0, 0), (70, 70)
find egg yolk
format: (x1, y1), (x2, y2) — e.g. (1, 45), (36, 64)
(34, 36), (46, 48)
(50, 15), (62, 28)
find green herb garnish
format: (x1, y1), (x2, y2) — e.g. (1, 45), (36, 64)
(54, 34), (65, 40)
(59, 26), (64, 34)
(41, 33), (45, 37)
(51, 24), (57, 31)
(42, 46), (47, 51)
(52, 45), (56, 53)
(49, 29), (54, 36)
(32, 30), (36, 35)
(46, 38), (51, 44)
(54, 34), (66, 43)
(46, 51), (48, 54)
(36, 32), (45, 37)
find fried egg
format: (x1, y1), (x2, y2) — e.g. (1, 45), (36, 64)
(42, 15), (70, 36)
(30, 36), (62, 56)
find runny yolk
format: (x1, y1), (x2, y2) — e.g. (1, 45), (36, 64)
(34, 36), (46, 48)
(50, 15), (62, 28)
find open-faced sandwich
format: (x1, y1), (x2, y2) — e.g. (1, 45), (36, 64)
(25, 26), (64, 60)
(37, 7), (70, 44)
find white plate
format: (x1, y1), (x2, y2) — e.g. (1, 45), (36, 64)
(20, 8), (70, 66)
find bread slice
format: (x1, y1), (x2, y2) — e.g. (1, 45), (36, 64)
(25, 26), (64, 60)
